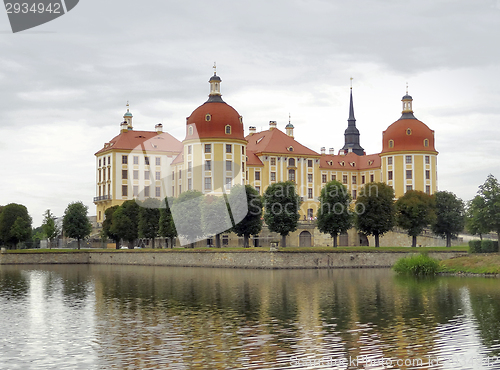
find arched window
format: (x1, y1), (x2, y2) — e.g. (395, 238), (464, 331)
(205, 114), (211, 122)
(288, 158), (295, 167)
(225, 125), (231, 134)
(424, 138), (429, 147)
(389, 139), (394, 148)
(188, 126), (193, 135)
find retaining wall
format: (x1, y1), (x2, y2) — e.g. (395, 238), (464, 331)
(0, 250), (467, 269)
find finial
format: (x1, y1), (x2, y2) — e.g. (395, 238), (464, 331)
(213, 62), (217, 76)
(289, 112), (291, 124)
(350, 77), (353, 89)
(406, 82), (408, 95)
(126, 101), (130, 112)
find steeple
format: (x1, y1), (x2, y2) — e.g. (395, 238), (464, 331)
(341, 81), (364, 156)
(122, 101), (133, 131)
(400, 83), (417, 119)
(207, 62), (224, 103)
(285, 113), (294, 138)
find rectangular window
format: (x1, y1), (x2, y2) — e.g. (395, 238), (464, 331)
(122, 170), (128, 180)
(226, 144), (232, 153)
(242, 146), (245, 155)
(145, 157), (150, 165)
(204, 177), (211, 190)
(133, 156), (139, 165)
(99, 170), (101, 182)
(270, 157), (276, 166)
(133, 170), (139, 180)
(144, 186), (150, 197)
(361, 175), (365, 184)
(425, 155), (430, 164)
(179, 169), (182, 179)
(108, 168), (110, 180)
(352, 176), (357, 184)
(122, 185), (128, 197)
(99, 159), (101, 167)
(308, 159), (313, 168)
(322, 174), (327, 183)
(255, 171), (260, 180)
(122, 155), (128, 164)
(155, 186), (161, 197)
(307, 209), (314, 219)
(352, 190), (357, 200)
(308, 188), (313, 199)
(406, 155), (412, 164)
(188, 145), (192, 155)
(426, 185), (431, 194)
(205, 160), (211, 171)
(188, 178), (192, 190)
(226, 160), (232, 171)
(205, 144), (211, 153)
(342, 175), (348, 184)
(370, 174), (374, 182)
(426, 170), (430, 180)
(331, 174), (336, 181)
(289, 170), (295, 182)
(145, 171), (150, 180)
(242, 162), (245, 172)
(172, 171), (175, 181)
(271, 172), (276, 181)
(156, 171), (161, 180)
(179, 185), (182, 194)
(255, 186), (261, 194)
(225, 177), (232, 190)
(388, 171), (393, 180)
(188, 162), (192, 172)
(133, 185), (138, 197)
(103, 170), (106, 182)
(406, 170), (412, 179)
(308, 174), (313, 183)
(406, 185), (413, 192)
(388, 157), (393, 165)
(222, 235), (229, 246)
(155, 157), (161, 166)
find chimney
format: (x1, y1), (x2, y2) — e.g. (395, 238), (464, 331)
(320, 147), (326, 155)
(249, 126), (256, 135)
(155, 123), (163, 134)
(269, 121), (277, 130)
(329, 148), (334, 155)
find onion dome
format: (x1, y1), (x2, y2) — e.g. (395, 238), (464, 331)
(185, 72), (244, 141)
(382, 93), (437, 153)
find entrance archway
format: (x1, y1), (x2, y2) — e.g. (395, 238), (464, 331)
(299, 231), (312, 247)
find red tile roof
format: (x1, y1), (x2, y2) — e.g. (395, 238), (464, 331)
(95, 130), (183, 156)
(319, 152), (381, 170)
(245, 128), (320, 158)
(246, 152), (264, 166)
(382, 118), (437, 154)
(171, 153), (184, 165)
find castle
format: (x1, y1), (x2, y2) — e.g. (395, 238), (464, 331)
(94, 72), (438, 246)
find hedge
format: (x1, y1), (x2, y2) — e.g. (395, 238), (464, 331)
(469, 240), (499, 253)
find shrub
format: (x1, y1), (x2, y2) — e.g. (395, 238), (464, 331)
(481, 240), (499, 253)
(469, 240), (482, 253)
(392, 253), (440, 276)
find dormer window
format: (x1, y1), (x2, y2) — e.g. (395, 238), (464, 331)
(288, 146), (294, 152)
(406, 128), (412, 135)
(188, 126), (193, 135)
(389, 140), (394, 148)
(205, 114), (211, 122)
(424, 138), (429, 147)
(225, 125), (231, 134)
(239, 116), (243, 124)
(340, 161), (345, 166)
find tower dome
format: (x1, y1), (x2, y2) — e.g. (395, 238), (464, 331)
(381, 93), (437, 154)
(185, 72), (245, 141)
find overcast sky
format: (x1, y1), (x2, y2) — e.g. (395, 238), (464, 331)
(1, 0), (500, 226)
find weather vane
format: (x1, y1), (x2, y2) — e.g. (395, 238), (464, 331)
(213, 62), (217, 75)
(406, 82), (408, 95)
(350, 77), (353, 89)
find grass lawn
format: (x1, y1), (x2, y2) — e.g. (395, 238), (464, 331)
(440, 254), (500, 274)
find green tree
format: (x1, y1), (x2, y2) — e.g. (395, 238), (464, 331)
(465, 195), (489, 240)
(110, 200), (140, 249)
(0, 203), (32, 249)
(317, 180), (352, 248)
(172, 190), (203, 248)
(229, 185), (263, 248)
(159, 197), (177, 248)
(42, 209), (59, 249)
(477, 174), (500, 241)
(201, 195), (231, 248)
(431, 191), (465, 248)
(263, 181), (301, 248)
(138, 198), (161, 249)
(32, 226), (46, 249)
(355, 182), (395, 248)
(102, 205), (120, 249)
(395, 190), (435, 247)
(62, 202), (92, 250)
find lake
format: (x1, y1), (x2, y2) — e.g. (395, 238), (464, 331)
(1, 265), (499, 369)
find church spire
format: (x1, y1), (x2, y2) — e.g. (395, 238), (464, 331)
(341, 80), (364, 156)
(207, 63), (224, 103)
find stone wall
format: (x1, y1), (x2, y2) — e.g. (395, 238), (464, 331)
(1, 250), (466, 269)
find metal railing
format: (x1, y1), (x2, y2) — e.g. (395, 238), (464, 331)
(93, 195), (111, 202)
